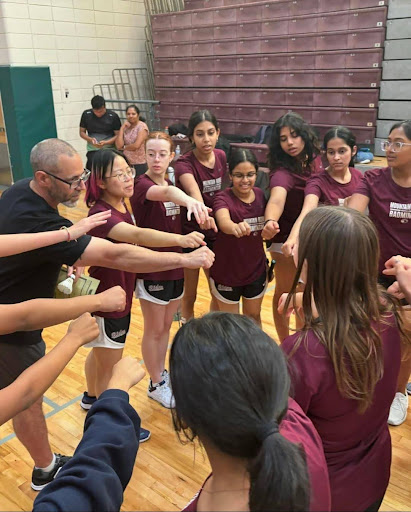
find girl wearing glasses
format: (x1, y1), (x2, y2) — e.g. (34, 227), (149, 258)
(174, 110), (228, 323)
(282, 126), (363, 257)
(348, 120), (411, 427)
(82, 149), (205, 433)
(210, 149), (267, 326)
(262, 112), (324, 341)
(130, 132), (210, 409)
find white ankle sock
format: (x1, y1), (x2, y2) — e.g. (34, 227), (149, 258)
(35, 453), (56, 471)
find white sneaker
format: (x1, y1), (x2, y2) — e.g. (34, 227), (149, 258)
(388, 392), (408, 426)
(148, 380), (175, 409)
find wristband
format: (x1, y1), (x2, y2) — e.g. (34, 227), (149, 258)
(264, 219), (276, 227)
(60, 226), (71, 242)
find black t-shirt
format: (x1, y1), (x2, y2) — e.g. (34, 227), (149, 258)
(0, 179), (91, 345)
(79, 109), (121, 143)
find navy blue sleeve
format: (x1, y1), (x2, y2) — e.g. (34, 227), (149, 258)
(33, 389), (140, 512)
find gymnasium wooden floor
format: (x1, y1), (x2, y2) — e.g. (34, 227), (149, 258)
(0, 190), (410, 511)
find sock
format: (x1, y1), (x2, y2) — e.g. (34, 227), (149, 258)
(35, 453), (56, 471)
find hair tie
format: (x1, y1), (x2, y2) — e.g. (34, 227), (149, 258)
(257, 421), (279, 442)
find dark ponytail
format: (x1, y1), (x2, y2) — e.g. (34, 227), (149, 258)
(249, 430), (309, 511)
(170, 312), (310, 512)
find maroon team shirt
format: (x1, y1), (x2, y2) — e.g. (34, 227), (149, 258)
(88, 200), (136, 318)
(211, 187), (267, 287)
(268, 155), (324, 243)
(182, 397), (331, 512)
(282, 315), (401, 512)
(305, 167), (363, 206)
(174, 149), (228, 241)
(130, 173), (183, 281)
(354, 167), (411, 273)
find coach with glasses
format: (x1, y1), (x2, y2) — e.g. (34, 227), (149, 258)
(0, 138), (214, 491)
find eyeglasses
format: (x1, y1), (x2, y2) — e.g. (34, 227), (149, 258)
(381, 140), (411, 153)
(146, 151), (170, 160)
(106, 167), (136, 182)
(232, 172), (257, 179)
(42, 169), (90, 189)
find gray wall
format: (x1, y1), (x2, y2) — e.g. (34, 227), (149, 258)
(375, 0), (411, 155)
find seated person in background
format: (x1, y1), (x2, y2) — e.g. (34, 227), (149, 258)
(33, 357), (145, 512)
(170, 312), (331, 512)
(80, 95), (121, 171)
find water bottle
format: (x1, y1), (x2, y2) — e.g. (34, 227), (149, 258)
(164, 126), (169, 135)
(175, 144), (181, 160)
(167, 166), (175, 185)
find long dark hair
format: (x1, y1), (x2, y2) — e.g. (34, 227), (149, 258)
(285, 206), (407, 412)
(323, 126), (357, 167)
(228, 148), (259, 174)
(170, 312), (310, 511)
(268, 112), (320, 175)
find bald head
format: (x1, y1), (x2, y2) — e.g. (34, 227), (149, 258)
(30, 139), (78, 176)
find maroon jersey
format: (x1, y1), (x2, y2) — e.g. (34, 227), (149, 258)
(305, 167), (363, 206)
(354, 167), (411, 273)
(211, 187), (266, 286)
(88, 200), (136, 318)
(174, 149), (228, 240)
(268, 155), (324, 243)
(182, 397), (331, 512)
(130, 173), (183, 281)
(282, 315), (401, 512)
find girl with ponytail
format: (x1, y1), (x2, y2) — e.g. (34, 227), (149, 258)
(170, 312), (331, 511)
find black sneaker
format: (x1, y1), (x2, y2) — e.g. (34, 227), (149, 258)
(80, 391), (97, 410)
(31, 453), (71, 491)
(139, 426), (151, 443)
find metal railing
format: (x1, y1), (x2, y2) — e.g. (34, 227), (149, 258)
(93, 67), (160, 130)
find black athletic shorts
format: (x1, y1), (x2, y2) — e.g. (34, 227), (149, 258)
(210, 269), (267, 304)
(136, 278), (184, 304)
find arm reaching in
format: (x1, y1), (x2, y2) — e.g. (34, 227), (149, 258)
(261, 186), (286, 240)
(282, 194), (319, 257)
(215, 208), (251, 238)
(0, 313), (99, 425)
(76, 237), (215, 273)
(384, 256), (411, 303)
(106, 222), (206, 249)
(0, 211), (111, 258)
(33, 357), (145, 512)
(0, 285), (126, 335)
(146, 183), (211, 226)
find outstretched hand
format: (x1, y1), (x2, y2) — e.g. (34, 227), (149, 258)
(68, 211), (111, 240)
(107, 357), (146, 392)
(186, 198), (212, 225)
